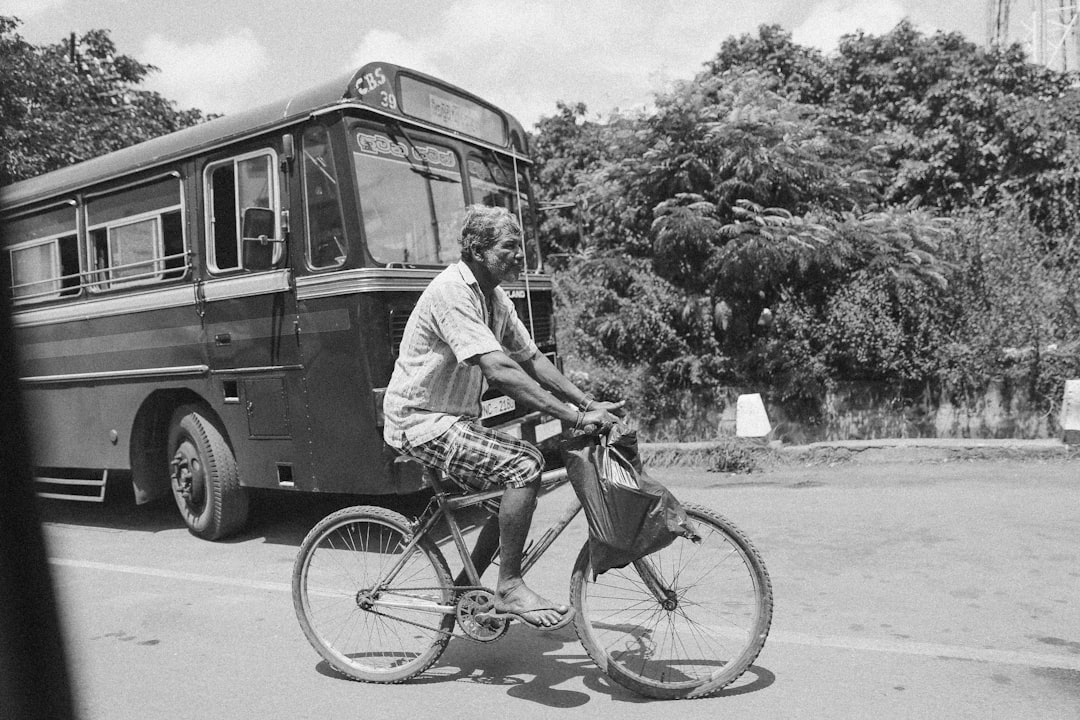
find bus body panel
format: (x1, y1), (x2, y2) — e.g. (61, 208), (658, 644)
(21, 380), (200, 470)
(14, 296), (207, 468)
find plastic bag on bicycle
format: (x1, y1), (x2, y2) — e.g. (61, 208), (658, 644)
(560, 425), (699, 578)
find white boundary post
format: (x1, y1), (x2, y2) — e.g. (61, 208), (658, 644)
(1062, 379), (1080, 444)
(736, 393), (772, 438)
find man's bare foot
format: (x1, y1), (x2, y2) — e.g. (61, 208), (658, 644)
(493, 579), (570, 628)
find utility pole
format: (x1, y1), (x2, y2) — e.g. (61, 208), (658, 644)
(988, 0), (1011, 46)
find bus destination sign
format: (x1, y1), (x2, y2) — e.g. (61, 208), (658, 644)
(430, 95), (482, 137)
(398, 75), (506, 147)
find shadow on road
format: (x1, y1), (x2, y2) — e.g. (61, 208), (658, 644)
(36, 480), (184, 535)
(36, 479), (489, 549)
(306, 624), (775, 705)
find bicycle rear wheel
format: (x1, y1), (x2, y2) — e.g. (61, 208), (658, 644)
(292, 505), (455, 683)
(570, 503), (772, 699)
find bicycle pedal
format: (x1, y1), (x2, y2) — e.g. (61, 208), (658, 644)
(473, 612), (502, 629)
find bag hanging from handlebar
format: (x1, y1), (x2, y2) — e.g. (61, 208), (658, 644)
(560, 425), (699, 578)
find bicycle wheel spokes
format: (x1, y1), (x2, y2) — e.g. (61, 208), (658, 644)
(571, 503), (773, 699)
(293, 506), (454, 683)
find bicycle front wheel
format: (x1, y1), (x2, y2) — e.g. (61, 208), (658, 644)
(570, 503), (773, 699)
(292, 505), (455, 683)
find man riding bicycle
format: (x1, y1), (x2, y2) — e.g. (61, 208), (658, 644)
(382, 205), (622, 630)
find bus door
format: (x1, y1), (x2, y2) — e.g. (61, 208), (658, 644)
(289, 122), (394, 494)
(199, 145), (307, 490)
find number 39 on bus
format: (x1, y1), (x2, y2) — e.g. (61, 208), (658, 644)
(0, 62), (562, 540)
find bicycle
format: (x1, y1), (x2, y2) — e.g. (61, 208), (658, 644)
(291, 455), (773, 700)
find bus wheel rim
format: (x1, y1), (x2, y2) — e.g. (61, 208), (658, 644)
(171, 439), (207, 510)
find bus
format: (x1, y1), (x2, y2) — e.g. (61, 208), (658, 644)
(0, 62), (563, 540)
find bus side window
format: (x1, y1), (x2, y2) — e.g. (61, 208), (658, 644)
(84, 175), (187, 291)
(205, 151), (279, 272)
(3, 204), (81, 304)
(303, 125), (347, 269)
(209, 164), (238, 269)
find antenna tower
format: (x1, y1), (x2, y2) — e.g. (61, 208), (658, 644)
(988, 0), (1080, 71)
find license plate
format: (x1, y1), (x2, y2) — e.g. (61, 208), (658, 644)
(481, 395), (515, 419)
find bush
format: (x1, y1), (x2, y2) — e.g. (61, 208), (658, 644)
(935, 203), (1080, 420)
(707, 437), (773, 473)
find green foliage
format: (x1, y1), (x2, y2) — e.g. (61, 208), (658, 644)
(532, 21), (1080, 438)
(0, 17), (207, 185)
(705, 24), (831, 104)
(934, 204), (1080, 410)
(553, 254), (730, 428)
(827, 21), (1079, 215)
(833, 205), (956, 292)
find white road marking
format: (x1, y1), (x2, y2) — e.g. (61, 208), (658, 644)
(768, 630), (1080, 671)
(49, 557), (292, 594)
(51, 557), (1080, 672)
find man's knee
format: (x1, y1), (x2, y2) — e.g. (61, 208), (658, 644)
(506, 448), (543, 489)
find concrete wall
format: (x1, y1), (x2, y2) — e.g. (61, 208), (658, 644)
(650, 380), (1062, 444)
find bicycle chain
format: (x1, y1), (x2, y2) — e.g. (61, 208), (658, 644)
(358, 587), (502, 644)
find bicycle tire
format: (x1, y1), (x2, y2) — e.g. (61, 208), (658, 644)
(292, 505), (455, 683)
(570, 503), (773, 699)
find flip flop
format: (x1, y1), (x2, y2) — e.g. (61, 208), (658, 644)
(480, 605), (576, 631)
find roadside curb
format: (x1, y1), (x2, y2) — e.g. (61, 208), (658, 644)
(639, 437), (1075, 468)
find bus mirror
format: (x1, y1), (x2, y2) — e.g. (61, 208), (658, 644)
(281, 133), (295, 170)
(241, 207), (283, 271)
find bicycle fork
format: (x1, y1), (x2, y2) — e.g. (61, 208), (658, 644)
(632, 557), (680, 610)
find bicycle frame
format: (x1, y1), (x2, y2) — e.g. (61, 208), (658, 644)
(366, 467), (672, 617)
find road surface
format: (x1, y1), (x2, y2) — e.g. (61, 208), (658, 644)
(31, 458), (1080, 719)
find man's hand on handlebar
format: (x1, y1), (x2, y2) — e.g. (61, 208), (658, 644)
(579, 400), (625, 434)
(591, 399), (627, 418)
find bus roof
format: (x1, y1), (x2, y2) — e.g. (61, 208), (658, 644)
(1, 62), (529, 213)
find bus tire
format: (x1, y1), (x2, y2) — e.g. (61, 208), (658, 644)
(167, 405), (248, 540)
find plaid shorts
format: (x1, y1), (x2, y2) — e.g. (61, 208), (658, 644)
(401, 418), (544, 492)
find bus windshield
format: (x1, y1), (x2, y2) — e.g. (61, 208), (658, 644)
(347, 119), (540, 268)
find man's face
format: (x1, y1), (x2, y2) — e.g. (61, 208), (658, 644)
(479, 232), (524, 285)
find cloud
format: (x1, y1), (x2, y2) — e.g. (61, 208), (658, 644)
(0, 0), (64, 20)
(348, 29), (444, 79)
(344, 0), (765, 128)
(139, 29), (270, 114)
(792, 0), (909, 51)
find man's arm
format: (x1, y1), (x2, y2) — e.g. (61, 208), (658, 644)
(517, 351), (589, 407)
(518, 351), (626, 416)
(473, 351), (621, 427)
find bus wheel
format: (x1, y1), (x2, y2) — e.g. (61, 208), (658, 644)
(167, 405), (248, 540)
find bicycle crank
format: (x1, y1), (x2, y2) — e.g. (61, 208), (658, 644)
(455, 589), (509, 642)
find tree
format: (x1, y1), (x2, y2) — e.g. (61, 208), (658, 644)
(0, 17), (207, 186)
(828, 21), (1079, 214)
(704, 23), (831, 105)
(531, 22), (1080, 436)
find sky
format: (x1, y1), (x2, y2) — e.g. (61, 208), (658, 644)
(0, 0), (1001, 130)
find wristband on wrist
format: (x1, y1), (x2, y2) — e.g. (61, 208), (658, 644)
(574, 411), (585, 430)
(580, 395), (595, 412)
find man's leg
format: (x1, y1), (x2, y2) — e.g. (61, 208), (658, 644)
(455, 515), (499, 587)
(492, 480), (569, 627)
(406, 420), (568, 627)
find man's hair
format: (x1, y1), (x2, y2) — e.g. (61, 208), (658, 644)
(460, 205), (520, 261)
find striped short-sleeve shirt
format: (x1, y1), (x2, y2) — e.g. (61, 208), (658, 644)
(382, 262), (538, 449)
